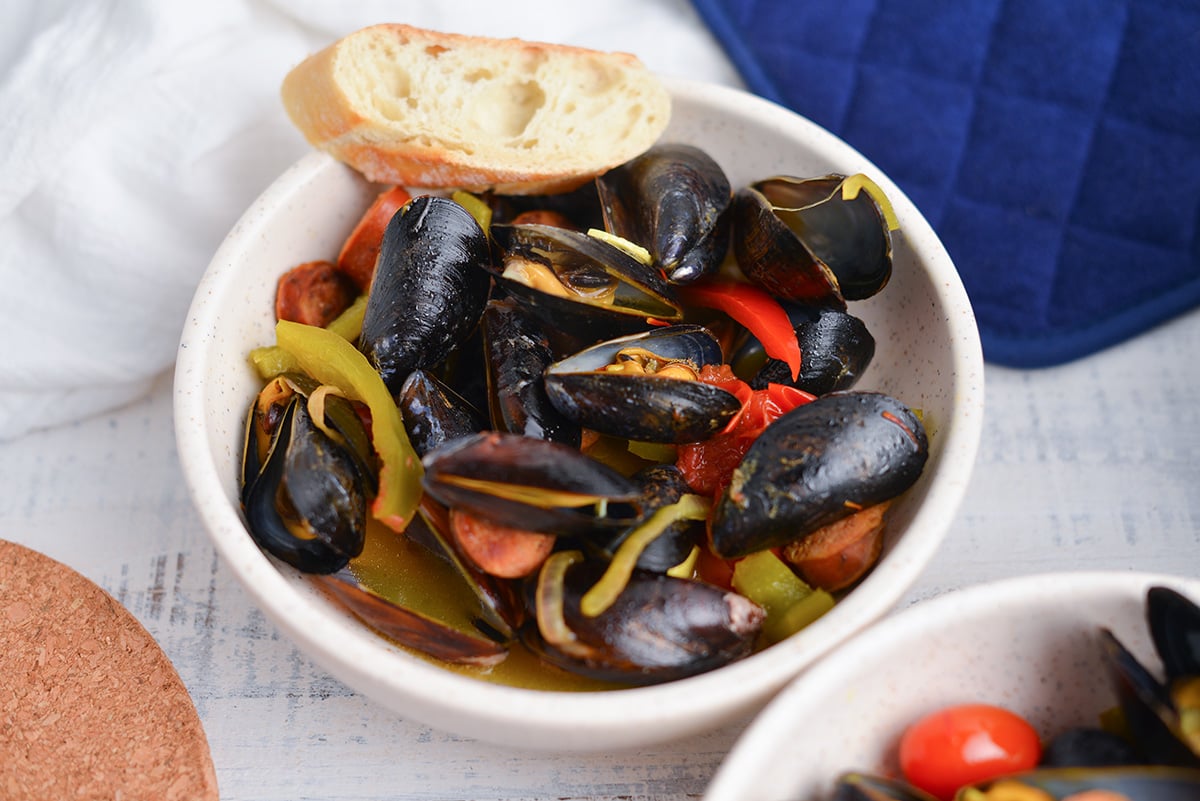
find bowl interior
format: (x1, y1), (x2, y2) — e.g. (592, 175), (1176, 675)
(173, 76), (984, 750)
(704, 571), (1200, 801)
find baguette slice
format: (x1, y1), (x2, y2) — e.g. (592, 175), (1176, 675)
(281, 24), (671, 195)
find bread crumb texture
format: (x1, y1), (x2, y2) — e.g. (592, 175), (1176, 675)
(283, 24), (671, 193)
(0, 540), (219, 801)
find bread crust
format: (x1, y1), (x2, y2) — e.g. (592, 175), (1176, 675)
(281, 24), (671, 195)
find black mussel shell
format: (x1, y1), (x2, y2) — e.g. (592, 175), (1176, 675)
(1148, 586), (1200, 683)
(1101, 627), (1200, 767)
(524, 559), (763, 685)
(397, 369), (488, 458)
(830, 772), (938, 801)
(312, 569), (509, 666)
(481, 297), (581, 446)
(242, 398), (368, 574)
(748, 305), (876, 396)
(597, 142), (732, 284)
(421, 432), (642, 536)
(965, 766), (1200, 799)
(600, 464), (700, 572)
(1040, 726), (1143, 768)
(360, 195), (492, 393)
(486, 180), (605, 229)
(489, 223), (682, 343)
(543, 325), (742, 444)
(408, 500), (525, 639)
(709, 391), (927, 559)
(733, 174), (893, 305)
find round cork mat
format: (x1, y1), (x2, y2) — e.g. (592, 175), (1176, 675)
(0, 540), (219, 800)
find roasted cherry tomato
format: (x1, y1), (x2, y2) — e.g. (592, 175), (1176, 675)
(898, 703), (1042, 801)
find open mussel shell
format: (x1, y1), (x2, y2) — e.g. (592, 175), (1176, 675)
(480, 297), (581, 446)
(523, 558), (763, 685)
(961, 766), (1200, 800)
(1102, 627), (1200, 768)
(311, 568), (509, 667)
(1148, 586), (1200, 682)
(740, 304), (876, 396)
(359, 195), (493, 394)
(421, 431), (643, 536)
(543, 324), (742, 444)
(733, 174), (893, 305)
(596, 142), (732, 284)
(488, 223), (683, 344)
(241, 397), (368, 574)
(709, 391), (928, 559)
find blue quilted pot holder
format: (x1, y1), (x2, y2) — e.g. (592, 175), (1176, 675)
(691, 0), (1200, 367)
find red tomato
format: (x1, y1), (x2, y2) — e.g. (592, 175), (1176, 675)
(899, 704), (1042, 801)
(675, 365), (813, 496)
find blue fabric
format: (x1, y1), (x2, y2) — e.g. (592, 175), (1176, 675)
(691, 0), (1200, 367)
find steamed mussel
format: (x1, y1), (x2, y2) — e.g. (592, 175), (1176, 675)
(241, 138), (923, 686)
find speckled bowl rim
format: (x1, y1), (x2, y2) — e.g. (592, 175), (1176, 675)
(173, 76), (985, 751)
(704, 570), (1200, 800)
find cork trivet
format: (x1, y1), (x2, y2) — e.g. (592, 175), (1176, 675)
(0, 540), (219, 801)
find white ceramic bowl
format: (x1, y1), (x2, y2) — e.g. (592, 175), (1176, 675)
(705, 571), (1200, 800)
(173, 77), (984, 751)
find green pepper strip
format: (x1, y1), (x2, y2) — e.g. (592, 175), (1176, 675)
(249, 295), (368, 380)
(678, 279), (802, 381)
(274, 319), (422, 533)
(579, 494), (711, 618)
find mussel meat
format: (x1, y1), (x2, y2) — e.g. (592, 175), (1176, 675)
(488, 222), (682, 344)
(543, 324), (743, 444)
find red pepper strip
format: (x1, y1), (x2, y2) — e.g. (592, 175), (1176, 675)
(678, 279), (802, 381)
(275, 320), (422, 533)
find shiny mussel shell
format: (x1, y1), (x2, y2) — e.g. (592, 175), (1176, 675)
(709, 391), (927, 559)
(421, 432), (642, 536)
(733, 174), (893, 305)
(481, 297), (582, 446)
(596, 142), (732, 284)
(489, 223), (682, 343)
(744, 304), (876, 396)
(311, 567), (509, 666)
(396, 368), (488, 458)
(241, 396), (368, 574)
(524, 557), (763, 685)
(359, 195), (492, 394)
(1102, 586), (1200, 768)
(543, 324), (742, 444)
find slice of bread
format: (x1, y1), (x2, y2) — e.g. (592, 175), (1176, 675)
(281, 24), (672, 195)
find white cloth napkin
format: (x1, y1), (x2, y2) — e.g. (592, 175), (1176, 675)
(0, 0), (740, 440)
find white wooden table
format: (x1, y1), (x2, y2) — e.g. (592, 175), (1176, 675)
(4, 303), (1198, 800)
